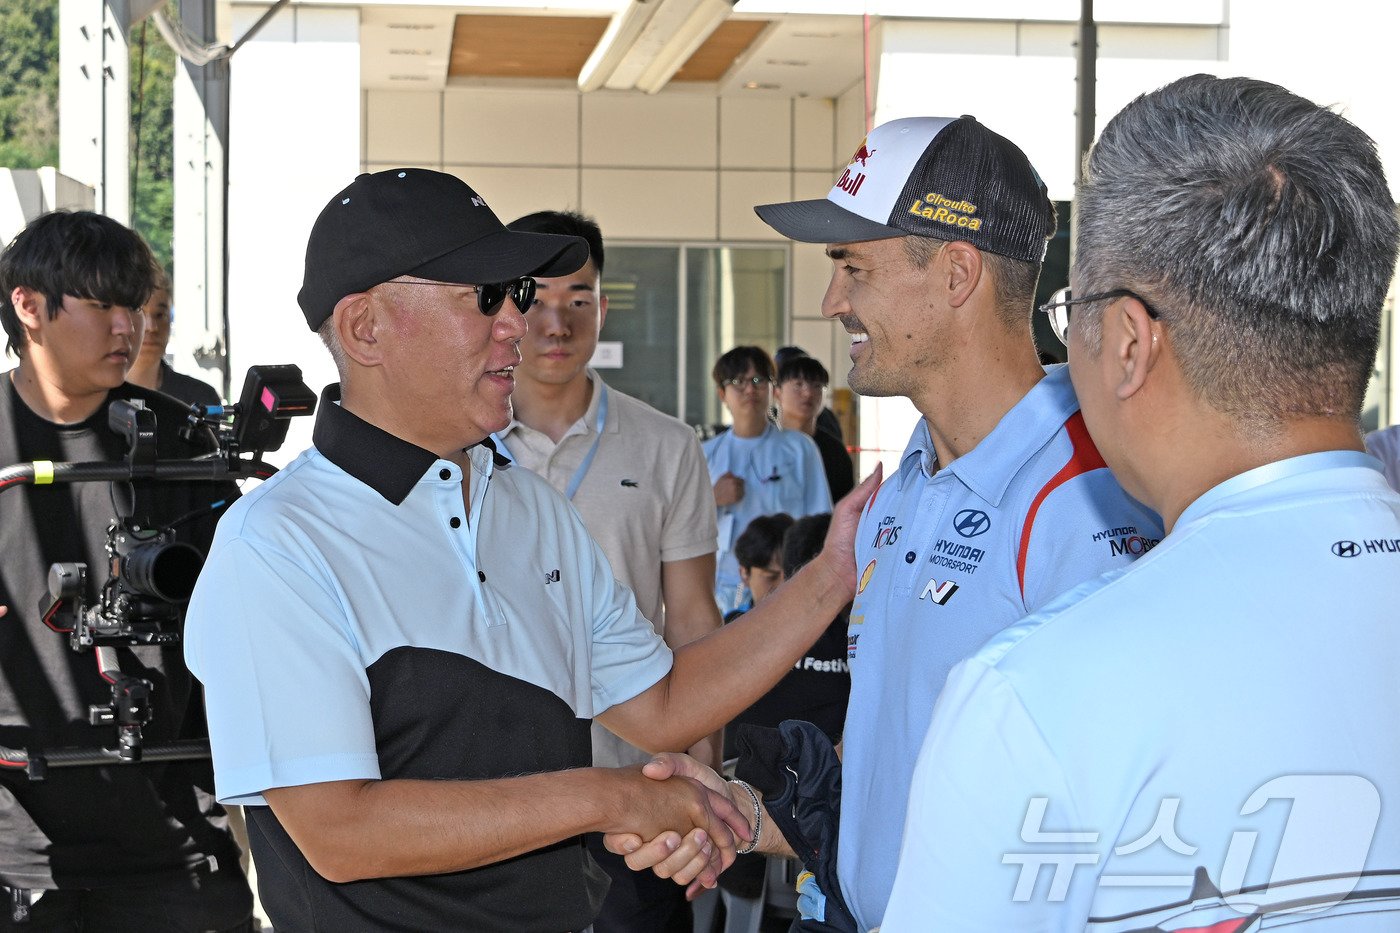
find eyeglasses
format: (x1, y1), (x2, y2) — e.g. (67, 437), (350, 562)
(1037, 287), (1162, 346)
(722, 376), (772, 390)
(778, 379), (827, 392)
(386, 276), (537, 316)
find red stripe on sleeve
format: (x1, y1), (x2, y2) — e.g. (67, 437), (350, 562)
(1015, 412), (1107, 601)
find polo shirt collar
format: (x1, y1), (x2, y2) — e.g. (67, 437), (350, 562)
(896, 364), (1081, 507)
(312, 384), (508, 506)
(499, 369), (618, 443)
(1176, 449), (1384, 530)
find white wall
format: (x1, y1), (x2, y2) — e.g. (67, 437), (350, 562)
(363, 86), (844, 240)
(228, 3), (360, 463)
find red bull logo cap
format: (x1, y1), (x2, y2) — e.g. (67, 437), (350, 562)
(298, 168), (589, 331)
(755, 116), (1056, 263)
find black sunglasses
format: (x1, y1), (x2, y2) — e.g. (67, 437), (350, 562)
(1037, 287), (1161, 346)
(386, 276), (537, 316)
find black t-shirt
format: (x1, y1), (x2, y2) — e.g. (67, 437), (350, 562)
(811, 427), (855, 501)
(157, 361), (222, 408)
(722, 608), (851, 761)
(0, 377), (242, 889)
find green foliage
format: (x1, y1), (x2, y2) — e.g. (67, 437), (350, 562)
(129, 16), (176, 272)
(0, 0), (60, 167)
(0, 0), (175, 273)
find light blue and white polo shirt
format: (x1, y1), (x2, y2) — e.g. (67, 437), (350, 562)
(184, 389), (671, 931)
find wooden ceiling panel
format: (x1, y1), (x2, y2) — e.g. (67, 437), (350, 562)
(450, 15), (609, 80)
(672, 19), (769, 83)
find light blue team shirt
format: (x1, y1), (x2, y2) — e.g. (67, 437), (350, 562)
(185, 420), (672, 806)
(839, 365), (1161, 930)
(702, 423), (831, 610)
(882, 451), (1400, 931)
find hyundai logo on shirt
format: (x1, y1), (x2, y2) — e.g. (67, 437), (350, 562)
(954, 509), (992, 538)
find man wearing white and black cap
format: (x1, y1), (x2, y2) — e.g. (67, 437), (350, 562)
(609, 118), (1160, 929)
(182, 168), (878, 932)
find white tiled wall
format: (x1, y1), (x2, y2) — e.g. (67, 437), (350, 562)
(366, 87), (840, 243)
(720, 98), (793, 169)
(443, 89), (579, 166)
(719, 170), (790, 240)
(364, 90), (441, 164)
(582, 94), (720, 168)
(582, 168), (719, 240)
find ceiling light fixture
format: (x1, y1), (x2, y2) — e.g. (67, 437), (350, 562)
(579, 0), (738, 95)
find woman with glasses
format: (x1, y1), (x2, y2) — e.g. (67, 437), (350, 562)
(703, 346), (830, 612)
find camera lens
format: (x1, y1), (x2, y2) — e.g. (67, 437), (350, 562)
(121, 542), (204, 603)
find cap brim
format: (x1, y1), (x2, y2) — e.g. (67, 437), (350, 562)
(755, 198), (905, 244)
(410, 229), (589, 284)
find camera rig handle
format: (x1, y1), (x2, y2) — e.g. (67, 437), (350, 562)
(0, 739), (213, 780)
(0, 454), (277, 493)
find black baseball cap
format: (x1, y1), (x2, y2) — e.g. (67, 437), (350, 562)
(755, 116), (1056, 263)
(297, 168), (589, 331)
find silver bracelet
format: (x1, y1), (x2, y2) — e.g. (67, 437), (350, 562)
(729, 778), (763, 855)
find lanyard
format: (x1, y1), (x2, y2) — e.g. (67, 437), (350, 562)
(492, 384), (609, 501)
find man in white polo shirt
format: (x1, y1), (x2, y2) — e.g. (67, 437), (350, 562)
(497, 209), (723, 933)
(883, 74), (1400, 930)
(182, 169), (876, 933)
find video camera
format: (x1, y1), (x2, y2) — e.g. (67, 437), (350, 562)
(35, 365), (316, 654)
(1, 365), (315, 773)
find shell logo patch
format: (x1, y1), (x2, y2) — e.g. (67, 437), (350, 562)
(858, 559), (877, 594)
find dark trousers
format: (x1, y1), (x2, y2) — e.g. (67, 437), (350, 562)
(586, 834), (691, 933)
(1, 859), (253, 933)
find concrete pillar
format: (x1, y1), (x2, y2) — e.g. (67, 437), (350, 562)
(59, 0), (132, 222)
(170, 0), (231, 395)
(225, 4), (359, 462)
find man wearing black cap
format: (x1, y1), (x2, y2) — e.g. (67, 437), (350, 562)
(609, 118), (1160, 930)
(183, 168), (877, 932)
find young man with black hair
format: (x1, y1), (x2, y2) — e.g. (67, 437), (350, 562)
(773, 345), (844, 443)
(497, 209), (725, 933)
(726, 512), (795, 622)
(0, 211), (252, 931)
(774, 356), (855, 501)
(705, 346), (830, 612)
(126, 262), (221, 408)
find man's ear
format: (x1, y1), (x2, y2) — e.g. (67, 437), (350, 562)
(940, 242), (982, 310)
(333, 292), (384, 368)
(597, 292), (608, 331)
(10, 287), (45, 330)
(1108, 296), (1163, 401)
